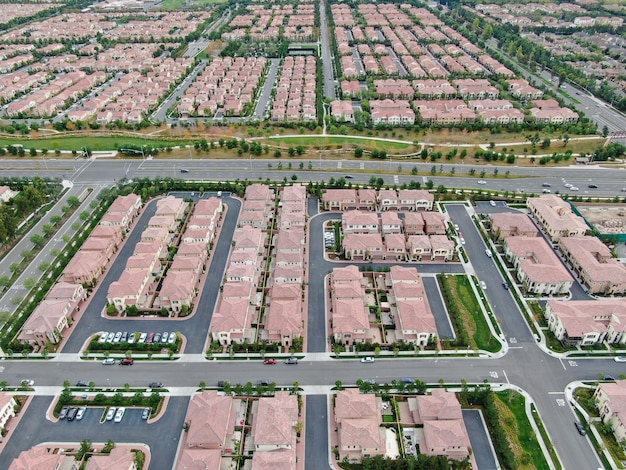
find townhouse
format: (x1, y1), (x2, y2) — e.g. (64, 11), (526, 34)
(334, 388), (386, 462)
(545, 299), (626, 347)
(387, 266), (437, 346)
(0, 393), (16, 433)
(250, 392), (298, 467)
(184, 391), (240, 451)
(409, 390), (472, 461)
(407, 235), (454, 261)
(527, 195), (588, 243)
(330, 100), (355, 122)
(504, 236), (573, 295)
(594, 381), (626, 444)
(397, 189), (434, 211)
(0, 185), (18, 203)
(489, 212), (539, 241)
(322, 189), (357, 211)
(330, 266), (372, 346)
(370, 99), (415, 126)
(9, 447), (77, 470)
(263, 283), (303, 348)
(85, 448), (137, 470)
(342, 210), (380, 234)
(559, 236), (626, 295)
(529, 99), (579, 124)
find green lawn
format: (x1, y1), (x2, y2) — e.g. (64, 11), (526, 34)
(445, 275), (501, 352)
(495, 390), (550, 470)
(160, 0), (225, 9)
(270, 135), (413, 150)
(0, 137), (194, 152)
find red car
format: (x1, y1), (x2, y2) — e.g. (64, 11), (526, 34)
(263, 359), (277, 365)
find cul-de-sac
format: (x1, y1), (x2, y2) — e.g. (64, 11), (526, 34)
(0, 0), (625, 468)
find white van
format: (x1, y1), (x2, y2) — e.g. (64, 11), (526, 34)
(485, 249), (492, 257)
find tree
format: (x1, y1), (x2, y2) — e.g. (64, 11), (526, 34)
(102, 439), (115, 453)
(67, 196), (80, 207)
(42, 224), (54, 236)
(23, 278), (35, 289)
(334, 380), (343, 390)
(354, 147), (363, 158)
(38, 261), (50, 272)
(0, 276), (10, 289)
(76, 439), (93, 461)
(30, 234), (45, 247)
(79, 211), (89, 221)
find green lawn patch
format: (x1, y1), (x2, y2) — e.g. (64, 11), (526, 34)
(573, 388), (599, 418)
(495, 390), (550, 470)
(439, 274), (501, 352)
(0, 136), (194, 152)
(382, 414), (394, 423)
(161, 0), (225, 8)
(270, 135), (412, 150)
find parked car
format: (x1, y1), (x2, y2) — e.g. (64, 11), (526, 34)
(263, 358), (277, 365)
(168, 332), (176, 344)
(121, 332), (128, 342)
(139, 332), (147, 343)
(21, 379), (35, 387)
(575, 421), (586, 436)
(119, 358), (134, 365)
(503, 282), (509, 290)
(160, 332), (168, 343)
(59, 406), (69, 420)
(400, 377), (414, 384)
(256, 379), (270, 386)
(485, 249), (492, 258)
(363, 379), (376, 385)
(76, 407), (86, 420)
(454, 224), (459, 231)
(480, 281), (487, 290)
(113, 332), (122, 343)
(75, 381), (90, 387)
(106, 332), (115, 342)
(477, 180), (487, 185)
(127, 332), (136, 344)
(142, 408), (151, 420)
(147, 332), (155, 343)
(153, 333), (161, 343)
(148, 382), (163, 388)
(284, 357), (298, 364)
(114, 407), (125, 423)
(102, 358), (115, 365)
(489, 200), (496, 207)
(98, 332), (108, 343)
(106, 407), (116, 421)
(542, 189), (551, 194)
(604, 375), (616, 381)
(66, 407), (78, 421)
(217, 380), (226, 388)
(615, 356), (626, 362)
(360, 357), (375, 363)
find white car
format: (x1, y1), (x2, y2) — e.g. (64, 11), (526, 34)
(106, 332), (115, 342)
(113, 332), (122, 343)
(102, 358), (115, 365)
(127, 333), (136, 344)
(477, 180), (487, 185)
(615, 356), (626, 362)
(106, 407), (116, 421)
(485, 249), (492, 258)
(360, 357), (375, 363)
(168, 332), (176, 344)
(570, 187), (579, 191)
(76, 407), (86, 420)
(489, 200), (496, 207)
(98, 332), (108, 343)
(114, 407), (125, 423)
(138, 332), (147, 343)
(564, 183), (573, 188)
(480, 281), (487, 290)
(454, 224), (459, 231)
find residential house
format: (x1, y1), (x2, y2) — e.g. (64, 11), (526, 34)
(559, 236), (626, 295)
(527, 195), (588, 242)
(210, 298), (255, 346)
(90, 224), (123, 248)
(380, 212), (402, 234)
(158, 271), (198, 314)
(175, 449), (223, 470)
(407, 235), (432, 261)
(398, 189), (434, 211)
(330, 99), (355, 122)
(410, 390), (471, 461)
(504, 236), (573, 295)
(343, 233), (384, 260)
(403, 212), (425, 235)
(594, 380), (626, 444)
(357, 189), (377, 211)
(106, 268), (152, 313)
(342, 210), (380, 234)
(378, 189), (398, 211)
(251, 392), (297, 459)
(490, 212), (538, 241)
(422, 212), (446, 235)
(545, 299), (626, 347)
(0, 185), (18, 203)
(86, 447), (137, 470)
(155, 196), (187, 220)
(61, 250), (107, 286)
(9, 447), (76, 470)
(322, 189), (357, 211)
(385, 233), (408, 261)
(334, 388), (385, 462)
(185, 391), (239, 450)
(0, 392), (16, 431)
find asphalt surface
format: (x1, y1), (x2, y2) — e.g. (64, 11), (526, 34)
(0, 395), (189, 470)
(62, 193), (240, 354)
(1, 160), (625, 469)
(463, 409), (497, 470)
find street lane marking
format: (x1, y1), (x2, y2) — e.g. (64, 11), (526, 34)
(509, 337), (517, 343)
(559, 358), (566, 370)
(489, 371), (498, 378)
(556, 399), (565, 406)
(502, 369), (510, 384)
(568, 360), (578, 367)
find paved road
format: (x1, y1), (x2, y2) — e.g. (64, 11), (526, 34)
(62, 193), (240, 355)
(319, 0), (336, 100)
(0, 184), (102, 317)
(3, 158), (626, 198)
(0, 395), (189, 470)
